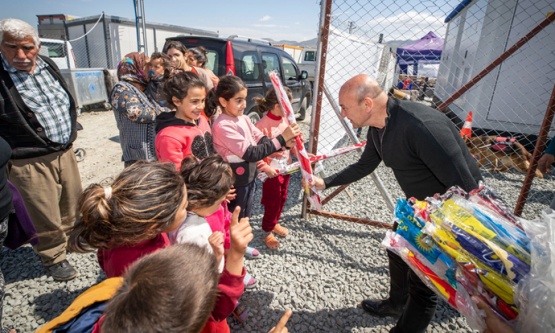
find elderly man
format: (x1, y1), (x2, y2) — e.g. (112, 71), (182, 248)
(0, 19), (81, 281)
(311, 74), (482, 333)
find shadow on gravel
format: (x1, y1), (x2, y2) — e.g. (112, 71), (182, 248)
(33, 285), (90, 322)
(228, 300), (396, 332)
(1, 246), (44, 283)
(228, 297), (463, 332)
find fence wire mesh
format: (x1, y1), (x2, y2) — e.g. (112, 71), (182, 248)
(309, 0), (555, 222)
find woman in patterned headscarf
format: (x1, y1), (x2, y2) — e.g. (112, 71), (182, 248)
(110, 52), (169, 167)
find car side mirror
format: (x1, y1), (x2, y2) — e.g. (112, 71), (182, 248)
(300, 70), (308, 80)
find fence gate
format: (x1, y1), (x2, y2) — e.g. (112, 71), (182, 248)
(306, 0), (555, 224)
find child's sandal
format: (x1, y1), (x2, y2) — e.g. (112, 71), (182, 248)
(243, 273), (257, 289)
(232, 302), (248, 323)
(273, 224), (289, 237)
(264, 233), (280, 250)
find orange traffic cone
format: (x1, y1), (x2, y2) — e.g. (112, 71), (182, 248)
(460, 111), (473, 138)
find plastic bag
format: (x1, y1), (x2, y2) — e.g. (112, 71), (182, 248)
(430, 199), (530, 283)
(514, 209), (555, 332)
(383, 231), (486, 331)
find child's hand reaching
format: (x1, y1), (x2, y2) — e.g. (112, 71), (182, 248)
(226, 207), (253, 275)
(281, 123), (301, 143)
(225, 186), (237, 203)
(260, 164), (278, 178)
(269, 309), (292, 333)
(208, 231), (225, 263)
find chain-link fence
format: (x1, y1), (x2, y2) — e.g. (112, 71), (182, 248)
(308, 0), (555, 223)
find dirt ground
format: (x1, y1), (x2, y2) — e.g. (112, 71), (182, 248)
(74, 110), (124, 187)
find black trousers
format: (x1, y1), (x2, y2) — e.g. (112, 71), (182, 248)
(387, 249), (438, 333)
(228, 181), (256, 220)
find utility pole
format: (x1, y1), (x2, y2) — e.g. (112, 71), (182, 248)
(133, 0), (148, 54)
(348, 21), (357, 34)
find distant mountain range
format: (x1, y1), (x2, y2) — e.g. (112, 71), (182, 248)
(262, 37), (412, 49)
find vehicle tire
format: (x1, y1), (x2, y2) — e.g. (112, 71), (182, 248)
(296, 98), (307, 121)
(247, 110), (261, 124)
(74, 148), (86, 162)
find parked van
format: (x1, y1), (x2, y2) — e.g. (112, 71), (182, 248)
(39, 38), (77, 69)
(164, 35), (312, 121)
(298, 47), (317, 87)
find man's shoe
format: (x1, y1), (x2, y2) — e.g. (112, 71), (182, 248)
(361, 299), (403, 318)
(45, 260), (78, 281)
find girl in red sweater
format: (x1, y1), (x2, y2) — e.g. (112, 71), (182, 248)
(155, 71), (214, 169)
(68, 161), (188, 278)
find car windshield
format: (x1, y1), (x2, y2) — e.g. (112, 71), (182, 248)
(40, 42), (67, 58)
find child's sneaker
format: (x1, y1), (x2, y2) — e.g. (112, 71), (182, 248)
(273, 224), (289, 237)
(243, 272), (257, 289)
(244, 246), (260, 259)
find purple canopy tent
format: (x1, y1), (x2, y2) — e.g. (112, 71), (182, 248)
(396, 31), (444, 76)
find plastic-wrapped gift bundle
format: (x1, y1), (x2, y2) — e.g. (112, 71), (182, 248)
(382, 184), (555, 332)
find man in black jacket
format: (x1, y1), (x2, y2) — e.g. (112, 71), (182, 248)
(0, 18), (81, 281)
(311, 74), (482, 333)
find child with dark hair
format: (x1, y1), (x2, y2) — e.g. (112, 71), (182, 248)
(171, 155), (253, 331)
(68, 160), (188, 278)
(170, 155), (235, 271)
(254, 87), (297, 249)
(37, 243), (221, 333)
(144, 52), (174, 105)
(165, 41), (214, 91)
(187, 46), (219, 87)
(210, 76), (300, 222)
(155, 71), (214, 169)
(101, 243), (220, 333)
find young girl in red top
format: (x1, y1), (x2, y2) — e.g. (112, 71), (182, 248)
(254, 87), (297, 249)
(68, 161), (187, 278)
(155, 71), (214, 169)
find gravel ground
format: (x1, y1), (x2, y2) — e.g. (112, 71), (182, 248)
(2, 109), (553, 332)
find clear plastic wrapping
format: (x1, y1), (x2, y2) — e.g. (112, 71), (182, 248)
(382, 185), (547, 332)
(514, 209), (555, 333)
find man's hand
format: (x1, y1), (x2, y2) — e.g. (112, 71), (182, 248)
(537, 153), (554, 175)
(307, 175), (326, 191)
(268, 309), (292, 333)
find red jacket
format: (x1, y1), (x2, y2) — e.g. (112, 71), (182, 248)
(155, 111), (214, 169)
